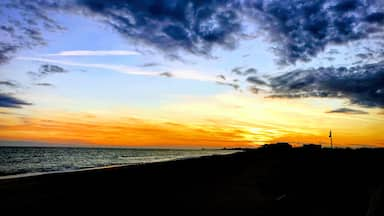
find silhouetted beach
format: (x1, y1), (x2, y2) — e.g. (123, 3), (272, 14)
(1, 147), (384, 215)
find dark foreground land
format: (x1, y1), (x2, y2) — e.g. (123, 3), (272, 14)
(1, 147), (384, 215)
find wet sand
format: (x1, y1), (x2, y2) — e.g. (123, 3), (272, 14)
(1, 148), (383, 215)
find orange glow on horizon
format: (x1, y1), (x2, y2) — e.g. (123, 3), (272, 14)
(0, 114), (255, 148)
(0, 93), (383, 148)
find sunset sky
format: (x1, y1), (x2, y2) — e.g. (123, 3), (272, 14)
(0, 0), (383, 148)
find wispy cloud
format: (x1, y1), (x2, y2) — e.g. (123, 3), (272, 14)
(246, 76), (267, 85)
(138, 62), (160, 67)
(216, 81), (240, 91)
(47, 50), (140, 56)
(19, 57), (155, 76)
(159, 72), (173, 78)
(231, 67), (258, 76)
(326, 108), (369, 115)
(0, 80), (18, 88)
(217, 74), (226, 80)
(18, 57), (220, 82)
(35, 82), (54, 87)
(27, 64), (68, 80)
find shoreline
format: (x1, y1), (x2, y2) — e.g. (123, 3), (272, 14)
(1, 148), (383, 215)
(0, 150), (242, 181)
(0, 164), (130, 181)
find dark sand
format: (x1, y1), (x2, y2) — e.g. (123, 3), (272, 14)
(1, 148), (384, 215)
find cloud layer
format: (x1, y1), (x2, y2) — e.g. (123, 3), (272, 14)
(74, 0), (243, 58)
(1, 0), (384, 111)
(265, 61), (384, 108)
(246, 0), (384, 65)
(2, 0), (383, 65)
(75, 0), (384, 64)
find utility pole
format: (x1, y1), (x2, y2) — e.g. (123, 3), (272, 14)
(329, 129), (333, 148)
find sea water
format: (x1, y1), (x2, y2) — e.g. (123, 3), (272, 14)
(0, 146), (238, 178)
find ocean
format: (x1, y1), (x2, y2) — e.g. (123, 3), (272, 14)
(0, 146), (238, 179)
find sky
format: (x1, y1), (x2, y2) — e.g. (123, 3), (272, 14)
(0, 0), (383, 148)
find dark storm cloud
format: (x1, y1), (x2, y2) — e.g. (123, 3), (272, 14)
(159, 72), (173, 78)
(245, 0), (384, 65)
(2, 0), (384, 65)
(331, 0), (361, 12)
(0, 93), (32, 108)
(365, 12), (384, 24)
(326, 108), (368, 114)
(74, 0), (384, 64)
(268, 61), (384, 108)
(0, 0), (64, 64)
(74, 0), (243, 57)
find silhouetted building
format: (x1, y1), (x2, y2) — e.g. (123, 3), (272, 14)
(262, 142), (292, 150)
(302, 144), (322, 150)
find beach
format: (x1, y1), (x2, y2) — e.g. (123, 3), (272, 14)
(1, 148), (384, 215)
